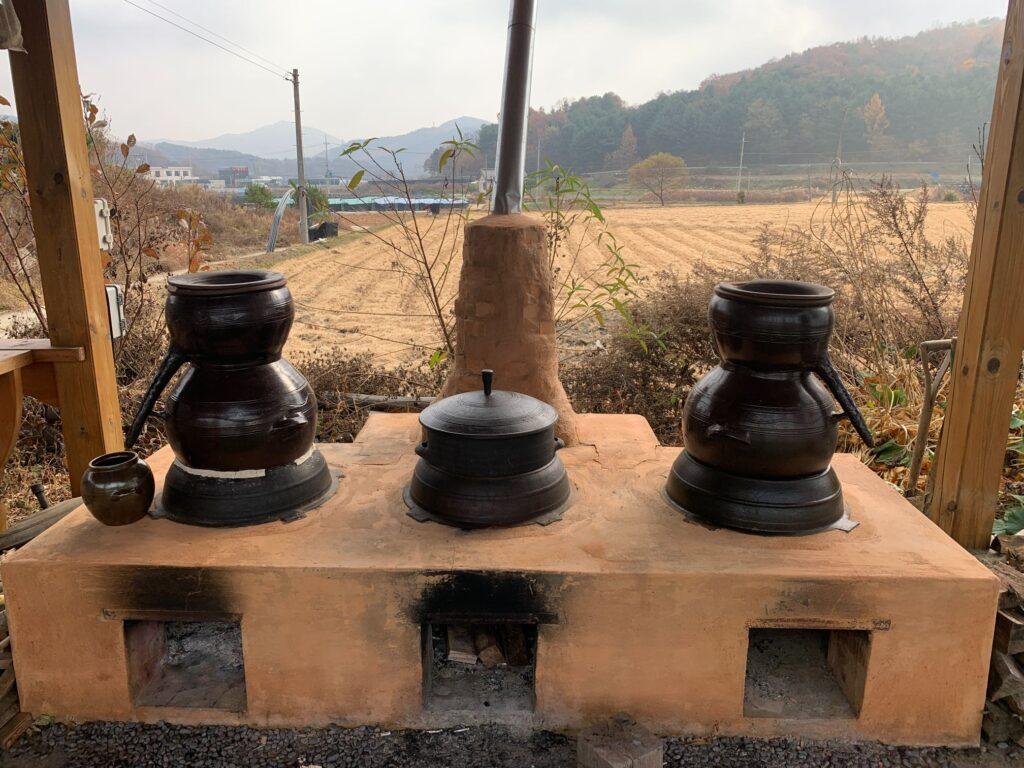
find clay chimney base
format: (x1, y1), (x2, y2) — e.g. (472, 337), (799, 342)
(440, 213), (579, 446)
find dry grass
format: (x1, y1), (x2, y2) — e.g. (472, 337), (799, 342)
(563, 179), (1019, 510)
(269, 200), (973, 366)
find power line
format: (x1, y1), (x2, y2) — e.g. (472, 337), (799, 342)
(121, 0), (290, 81)
(137, 0), (288, 73)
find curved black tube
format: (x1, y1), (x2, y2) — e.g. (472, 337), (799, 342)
(815, 351), (874, 448)
(124, 348), (186, 449)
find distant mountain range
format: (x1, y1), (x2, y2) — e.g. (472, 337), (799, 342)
(152, 120), (344, 160)
(140, 116), (487, 179)
(7, 19), (994, 181)
(474, 19), (1004, 171)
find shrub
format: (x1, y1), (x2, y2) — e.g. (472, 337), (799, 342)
(244, 183), (275, 209)
(163, 185), (300, 258)
(566, 171), (973, 496)
(295, 350), (447, 442)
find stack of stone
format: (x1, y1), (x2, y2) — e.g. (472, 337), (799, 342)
(978, 542), (1024, 746)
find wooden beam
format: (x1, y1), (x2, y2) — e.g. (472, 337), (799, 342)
(0, 339), (85, 363)
(928, 0), (1024, 548)
(0, 371), (23, 529)
(8, 0), (122, 494)
(20, 362), (59, 407)
(0, 351), (32, 378)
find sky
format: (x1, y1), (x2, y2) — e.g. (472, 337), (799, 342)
(0, 0), (1009, 143)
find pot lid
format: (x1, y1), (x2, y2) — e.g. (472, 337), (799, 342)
(419, 370), (558, 438)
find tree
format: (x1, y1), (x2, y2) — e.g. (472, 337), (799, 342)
(305, 185), (329, 218)
(244, 183), (274, 209)
(862, 93), (892, 153)
(423, 140), (486, 179)
(604, 124), (638, 170)
(744, 97), (781, 134)
(628, 153), (688, 205)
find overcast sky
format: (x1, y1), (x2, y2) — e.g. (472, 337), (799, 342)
(0, 0), (1009, 142)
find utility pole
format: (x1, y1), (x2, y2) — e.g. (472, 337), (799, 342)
(324, 136), (331, 182)
(833, 106), (850, 205)
(736, 131), (746, 197)
(835, 106), (850, 167)
(291, 68), (309, 244)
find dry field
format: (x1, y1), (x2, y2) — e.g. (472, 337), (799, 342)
(263, 201), (974, 365)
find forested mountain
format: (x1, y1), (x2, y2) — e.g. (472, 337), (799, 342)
(475, 20), (1002, 172)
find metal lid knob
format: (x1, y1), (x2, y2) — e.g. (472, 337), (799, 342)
(482, 369), (494, 397)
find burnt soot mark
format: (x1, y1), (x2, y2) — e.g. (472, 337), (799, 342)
(410, 570), (563, 625)
(100, 566), (235, 615)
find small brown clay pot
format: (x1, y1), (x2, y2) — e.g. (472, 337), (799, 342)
(81, 451), (155, 526)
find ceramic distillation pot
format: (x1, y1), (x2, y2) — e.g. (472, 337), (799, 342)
(125, 270), (335, 526)
(665, 280), (874, 533)
(406, 370), (570, 528)
(81, 451), (155, 526)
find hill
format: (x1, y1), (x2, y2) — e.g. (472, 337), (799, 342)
(474, 19), (1003, 172)
(156, 120), (344, 160)
(144, 116), (487, 179)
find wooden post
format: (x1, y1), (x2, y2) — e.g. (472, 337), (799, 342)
(928, 0), (1024, 549)
(8, 0), (122, 494)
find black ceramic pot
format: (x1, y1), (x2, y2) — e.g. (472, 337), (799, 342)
(407, 370), (570, 528)
(417, 370), (564, 478)
(666, 280), (873, 534)
(125, 270), (335, 526)
(81, 451), (155, 526)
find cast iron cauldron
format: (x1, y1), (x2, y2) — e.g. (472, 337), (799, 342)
(125, 270), (335, 526)
(406, 370), (570, 528)
(666, 280), (874, 534)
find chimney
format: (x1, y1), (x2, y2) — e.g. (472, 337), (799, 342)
(439, 0), (578, 445)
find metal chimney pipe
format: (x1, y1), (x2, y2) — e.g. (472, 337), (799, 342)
(492, 0), (537, 215)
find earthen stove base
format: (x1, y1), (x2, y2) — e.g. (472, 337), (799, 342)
(2, 414), (998, 746)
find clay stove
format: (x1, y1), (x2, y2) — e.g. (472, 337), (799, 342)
(0, 0), (1001, 749)
(0, 414), (999, 744)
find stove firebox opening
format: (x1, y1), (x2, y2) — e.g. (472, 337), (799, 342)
(124, 618), (247, 711)
(422, 622), (537, 713)
(743, 627), (871, 719)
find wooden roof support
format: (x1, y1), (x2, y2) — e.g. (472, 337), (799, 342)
(8, 0), (122, 494)
(928, 0), (1024, 549)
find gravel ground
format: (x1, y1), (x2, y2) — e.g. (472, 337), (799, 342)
(2, 723), (1023, 768)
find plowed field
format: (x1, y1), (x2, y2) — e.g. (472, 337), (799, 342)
(271, 202), (973, 365)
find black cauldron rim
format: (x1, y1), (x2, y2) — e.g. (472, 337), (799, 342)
(88, 450), (140, 471)
(168, 269), (286, 296)
(716, 279), (834, 307)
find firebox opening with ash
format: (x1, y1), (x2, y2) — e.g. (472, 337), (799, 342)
(422, 623), (537, 714)
(124, 619), (247, 712)
(743, 628), (871, 720)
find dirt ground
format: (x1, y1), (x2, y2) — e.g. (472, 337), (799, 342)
(266, 201), (973, 366)
(2, 722), (1020, 768)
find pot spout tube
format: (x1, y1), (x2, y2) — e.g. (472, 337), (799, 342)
(492, 0), (537, 215)
(124, 348), (185, 450)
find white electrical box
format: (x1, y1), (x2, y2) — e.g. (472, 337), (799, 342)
(105, 284), (124, 340)
(94, 198), (113, 251)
